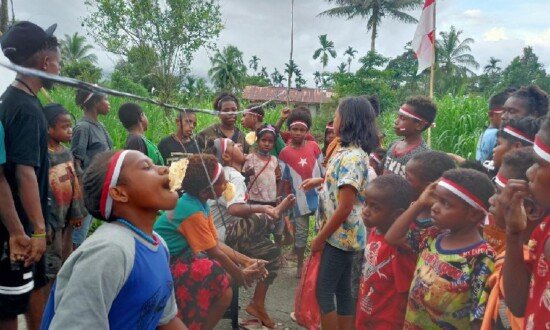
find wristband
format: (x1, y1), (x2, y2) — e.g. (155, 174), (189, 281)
(32, 233), (46, 238)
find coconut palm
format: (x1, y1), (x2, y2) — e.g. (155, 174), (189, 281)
(208, 45), (247, 92)
(337, 62), (347, 73)
(60, 32), (98, 64)
(284, 60), (299, 88)
(271, 68), (286, 87)
(294, 69), (306, 89)
(313, 34), (337, 68)
(436, 26), (479, 77)
(343, 46), (357, 72)
(319, 0), (421, 52)
(313, 71), (322, 88)
(249, 55), (260, 73)
(484, 57), (502, 75)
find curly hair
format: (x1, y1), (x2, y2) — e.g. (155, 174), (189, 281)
(409, 151), (456, 183)
(404, 95), (437, 131)
(19, 36), (59, 67)
(213, 92), (239, 111)
(441, 168), (494, 210)
(286, 106), (312, 129)
(489, 87), (517, 110)
(370, 174), (414, 210)
(511, 85), (549, 118)
(181, 154), (220, 197)
(498, 116), (541, 146)
(75, 89), (106, 111)
(82, 151), (120, 222)
(502, 148), (537, 181)
(246, 103), (265, 118)
(118, 103), (143, 130)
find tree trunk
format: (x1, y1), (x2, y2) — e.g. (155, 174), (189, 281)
(370, 24), (377, 52)
(0, 0), (8, 34)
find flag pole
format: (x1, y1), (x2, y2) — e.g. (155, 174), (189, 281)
(427, 0), (436, 148)
(287, 0), (294, 108)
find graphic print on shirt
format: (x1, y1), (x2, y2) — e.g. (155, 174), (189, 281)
(137, 281), (173, 330)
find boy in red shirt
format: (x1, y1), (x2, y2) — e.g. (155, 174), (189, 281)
(502, 114), (550, 330)
(356, 174), (416, 329)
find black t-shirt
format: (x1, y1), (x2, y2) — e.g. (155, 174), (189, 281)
(125, 134), (147, 154)
(157, 135), (199, 166)
(0, 86), (49, 236)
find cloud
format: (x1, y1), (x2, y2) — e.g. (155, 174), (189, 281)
(464, 9), (482, 18)
(524, 28), (550, 47)
(483, 27), (508, 42)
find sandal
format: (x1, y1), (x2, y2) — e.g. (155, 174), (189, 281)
(239, 318), (263, 330)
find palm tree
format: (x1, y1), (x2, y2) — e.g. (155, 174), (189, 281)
(313, 34), (337, 68)
(484, 57), (502, 75)
(284, 60), (299, 88)
(436, 26), (479, 77)
(319, 0), (421, 52)
(208, 45), (247, 92)
(60, 32), (98, 64)
(249, 55), (260, 73)
(343, 46), (357, 72)
(294, 69), (306, 89)
(313, 71), (322, 88)
(337, 62), (347, 73)
(271, 68), (286, 87)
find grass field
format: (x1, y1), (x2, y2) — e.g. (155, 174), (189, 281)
(41, 87), (488, 159)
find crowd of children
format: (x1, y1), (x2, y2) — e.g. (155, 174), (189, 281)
(1, 20), (550, 330)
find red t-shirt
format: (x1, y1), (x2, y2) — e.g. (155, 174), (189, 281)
(355, 229), (417, 329)
(524, 216), (550, 330)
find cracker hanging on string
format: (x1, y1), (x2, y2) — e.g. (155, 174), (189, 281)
(223, 182), (236, 201)
(168, 158), (189, 192)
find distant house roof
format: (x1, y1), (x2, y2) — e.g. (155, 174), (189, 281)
(243, 86), (333, 104)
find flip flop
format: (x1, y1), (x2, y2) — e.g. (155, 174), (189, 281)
(290, 312), (297, 323)
(239, 318), (263, 330)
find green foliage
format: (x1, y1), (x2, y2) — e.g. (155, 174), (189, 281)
(61, 60), (102, 83)
(83, 0), (223, 100)
(244, 75), (271, 87)
(60, 32), (98, 64)
(312, 34), (337, 68)
(497, 47), (550, 91)
(208, 45), (247, 93)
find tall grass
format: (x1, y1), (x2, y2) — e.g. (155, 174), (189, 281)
(42, 87), (487, 159)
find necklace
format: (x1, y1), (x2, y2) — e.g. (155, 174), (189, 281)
(116, 218), (159, 246)
(171, 134), (189, 153)
(15, 78), (38, 98)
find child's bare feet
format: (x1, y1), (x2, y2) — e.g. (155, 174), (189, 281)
(246, 303), (276, 328)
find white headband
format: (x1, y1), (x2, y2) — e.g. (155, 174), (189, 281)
(438, 178), (487, 213)
(100, 150), (130, 220)
(534, 136), (550, 163)
(503, 126), (534, 144)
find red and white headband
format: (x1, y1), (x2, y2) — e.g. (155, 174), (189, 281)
(259, 125), (276, 135)
(438, 178), (488, 213)
(398, 107), (426, 123)
(490, 107), (504, 114)
(289, 121), (309, 129)
(211, 163), (223, 185)
(503, 125), (534, 144)
(369, 153), (382, 164)
(493, 173), (508, 189)
(100, 150), (130, 220)
(244, 109), (263, 119)
(534, 136), (550, 163)
(325, 124), (334, 130)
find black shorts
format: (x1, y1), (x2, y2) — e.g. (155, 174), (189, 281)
(0, 238), (34, 319)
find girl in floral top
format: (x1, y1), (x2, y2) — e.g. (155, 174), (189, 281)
(302, 96), (379, 329)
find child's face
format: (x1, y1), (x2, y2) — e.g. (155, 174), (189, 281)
(289, 125), (308, 145)
(241, 112), (258, 130)
(527, 145), (550, 209)
(325, 129), (335, 145)
(501, 96), (529, 126)
(177, 113), (196, 138)
(488, 166), (511, 228)
(394, 105), (423, 137)
(258, 133), (275, 154)
(118, 151), (178, 212)
(362, 186), (395, 231)
(430, 185), (476, 230)
(212, 171), (228, 198)
(48, 114), (73, 143)
(218, 100), (237, 127)
(97, 97), (110, 115)
(492, 136), (512, 168)
(489, 111), (502, 128)
(226, 141), (247, 165)
(405, 159), (426, 199)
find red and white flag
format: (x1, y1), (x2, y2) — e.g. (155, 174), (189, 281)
(412, 0), (435, 75)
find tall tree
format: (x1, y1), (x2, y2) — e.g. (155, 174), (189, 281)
(294, 68), (306, 89)
(313, 71), (322, 88)
(498, 47), (550, 91)
(260, 66), (269, 79)
(436, 26), (479, 77)
(337, 62), (347, 73)
(313, 34), (337, 68)
(483, 57), (501, 75)
(319, 0), (421, 51)
(343, 46), (357, 72)
(249, 55), (260, 73)
(84, 0), (222, 100)
(0, 0), (8, 33)
(285, 60), (299, 88)
(60, 33), (98, 64)
(271, 68), (286, 87)
(208, 45), (247, 92)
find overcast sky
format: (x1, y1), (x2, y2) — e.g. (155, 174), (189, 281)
(1, 0), (549, 91)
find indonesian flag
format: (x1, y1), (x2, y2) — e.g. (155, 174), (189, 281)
(412, 0), (435, 75)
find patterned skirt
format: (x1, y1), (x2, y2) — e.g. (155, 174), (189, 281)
(170, 254), (230, 329)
